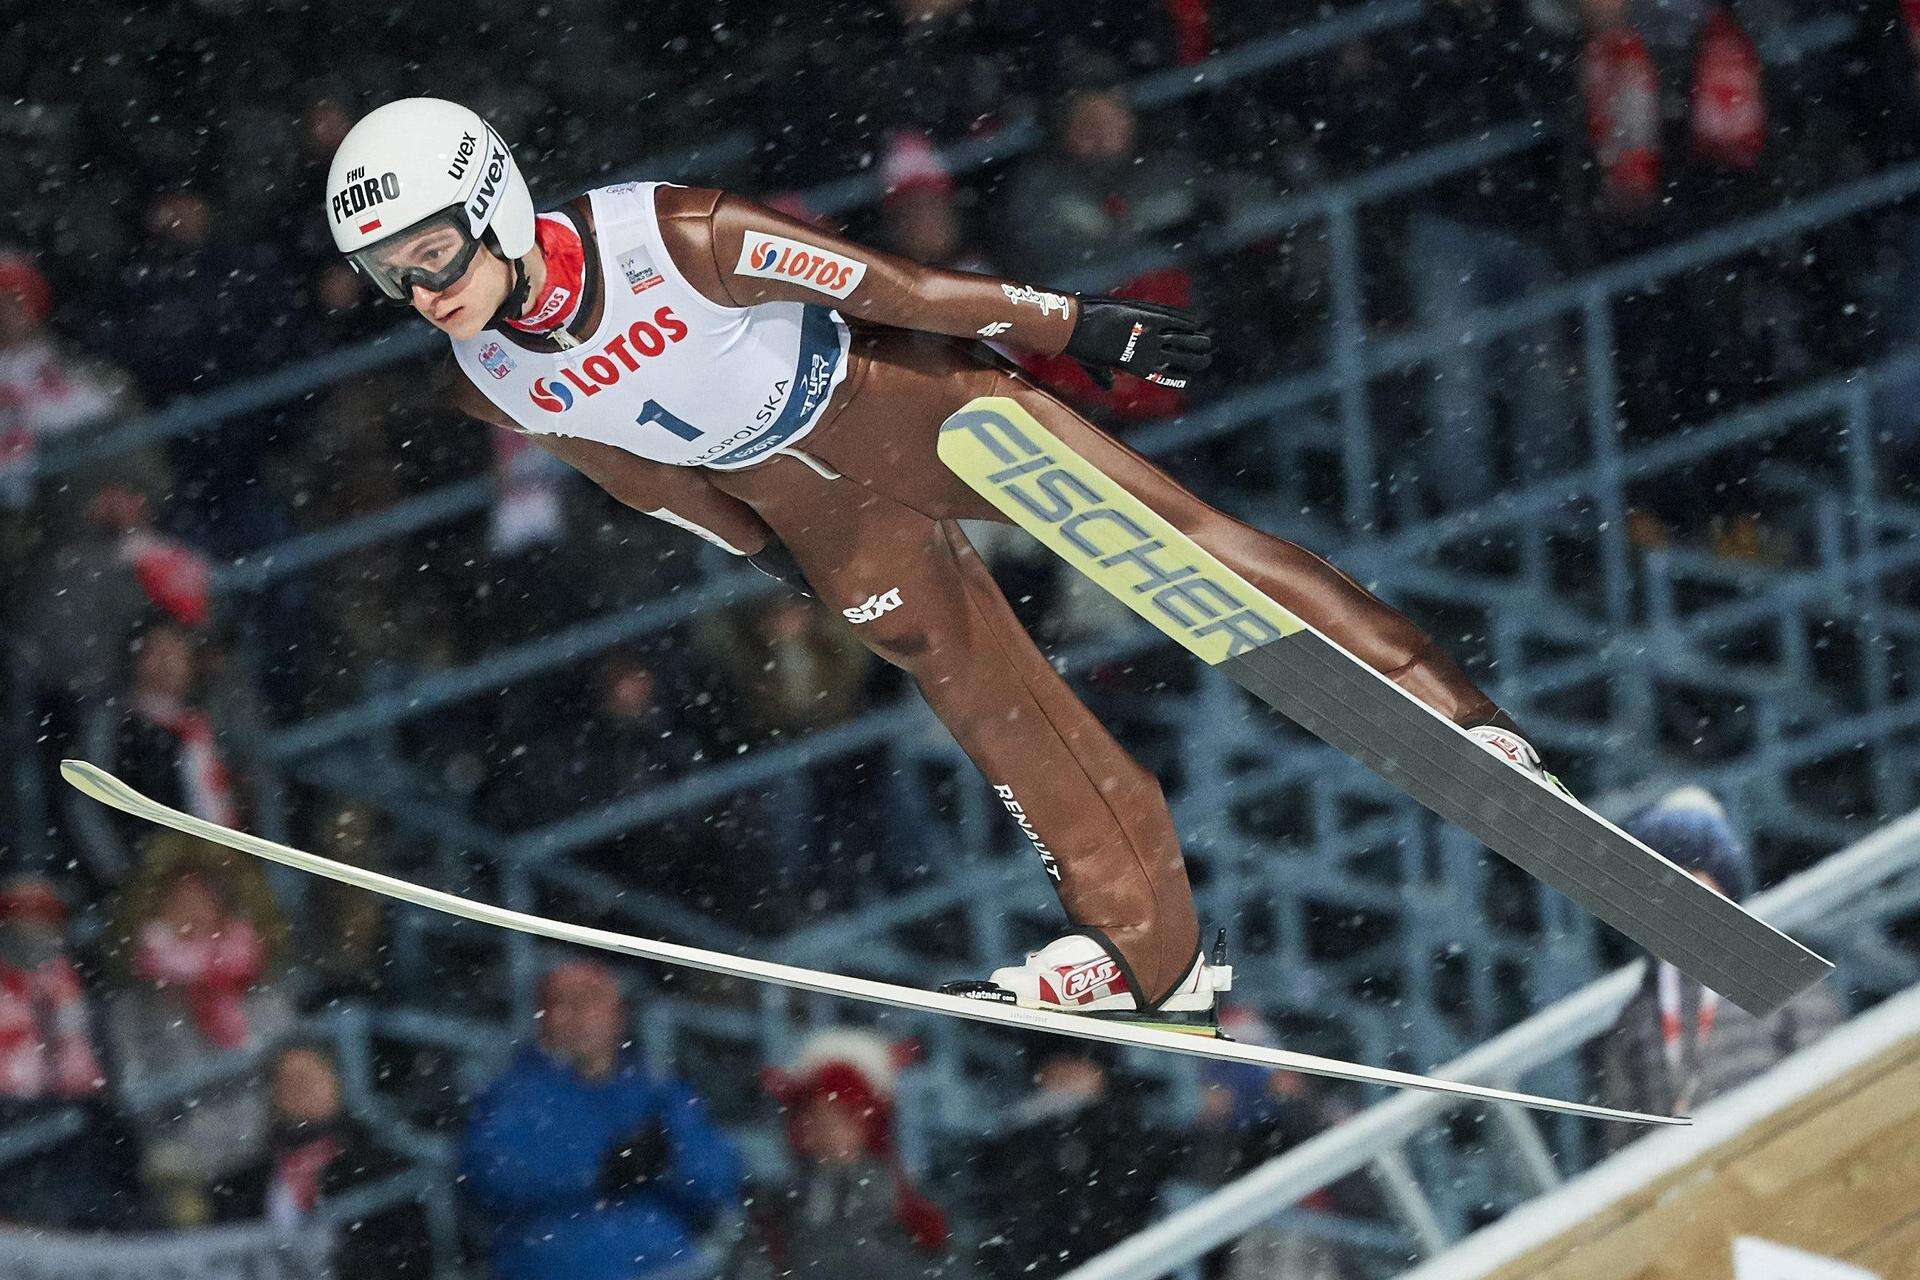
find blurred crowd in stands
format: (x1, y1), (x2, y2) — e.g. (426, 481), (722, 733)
(1, 0), (1913, 1274)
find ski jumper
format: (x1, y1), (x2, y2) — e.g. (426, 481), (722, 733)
(444, 182), (1503, 1009)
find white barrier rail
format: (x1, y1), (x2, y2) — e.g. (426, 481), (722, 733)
(1395, 981), (1920, 1280)
(1062, 809), (1920, 1280)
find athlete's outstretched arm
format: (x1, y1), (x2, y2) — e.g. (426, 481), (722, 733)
(653, 187), (1213, 388)
(654, 187), (1078, 351)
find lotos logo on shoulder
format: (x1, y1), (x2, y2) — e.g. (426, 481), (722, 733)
(525, 305), (690, 413)
(734, 234), (867, 300)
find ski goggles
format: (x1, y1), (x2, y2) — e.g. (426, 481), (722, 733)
(347, 208), (483, 302)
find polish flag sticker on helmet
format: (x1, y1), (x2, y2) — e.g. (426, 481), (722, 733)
(734, 233), (867, 299)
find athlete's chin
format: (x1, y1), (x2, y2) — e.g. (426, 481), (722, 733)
(430, 305), (489, 341)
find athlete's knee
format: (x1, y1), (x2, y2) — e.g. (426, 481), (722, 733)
(838, 595), (939, 671)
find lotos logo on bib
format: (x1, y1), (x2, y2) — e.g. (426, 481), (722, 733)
(524, 306), (690, 413)
(529, 377), (575, 413)
(734, 234), (867, 299)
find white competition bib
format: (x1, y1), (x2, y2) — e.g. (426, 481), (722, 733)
(451, 182), (851, 469)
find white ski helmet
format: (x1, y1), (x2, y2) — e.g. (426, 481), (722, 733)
(325, 97), (536, 301)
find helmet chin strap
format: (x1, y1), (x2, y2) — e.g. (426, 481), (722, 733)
(486, 248), (532, 331)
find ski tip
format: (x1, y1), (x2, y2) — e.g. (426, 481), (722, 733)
(60, 760), (129, 811)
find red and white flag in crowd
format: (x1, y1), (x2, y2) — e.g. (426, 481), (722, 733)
(1690, 8), (1765, 169)
(1583, 25), (1663, 213)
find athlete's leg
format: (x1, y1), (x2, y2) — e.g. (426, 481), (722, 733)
(807, 339), (1502, 726)
(707, 454), (1201, 1007)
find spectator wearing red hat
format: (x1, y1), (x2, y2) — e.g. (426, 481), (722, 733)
(737, 1028), (954, 1279)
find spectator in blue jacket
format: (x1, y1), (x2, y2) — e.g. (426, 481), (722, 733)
(460, 960), (743, 1280)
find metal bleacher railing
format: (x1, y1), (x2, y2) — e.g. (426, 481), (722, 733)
(207, 106), (1920, 1084)
(14, 7), (1917, 1275)
(9, 8), (1499, 1271)
(29, 0), (1590, 1064)
(1060, 808), (1920, 1280)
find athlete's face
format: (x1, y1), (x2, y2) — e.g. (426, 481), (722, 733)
(410, 242), (511, 340)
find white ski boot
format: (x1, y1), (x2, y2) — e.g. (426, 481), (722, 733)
(942, 931), (1233, 1036)
(1468, 724), (1574, 800)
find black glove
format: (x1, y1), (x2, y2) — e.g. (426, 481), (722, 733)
(1063, 295), (1215, 390)
(747, 541), (813, 599)
(600, 1119), (673, 1196)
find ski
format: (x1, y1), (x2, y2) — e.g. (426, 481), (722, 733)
(937, 397), (1832, 1017)
(62, 759), (1675, 1126)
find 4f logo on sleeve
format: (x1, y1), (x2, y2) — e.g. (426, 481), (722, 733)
(735, 234), (868, 299)
(842, 587), (903, 624)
